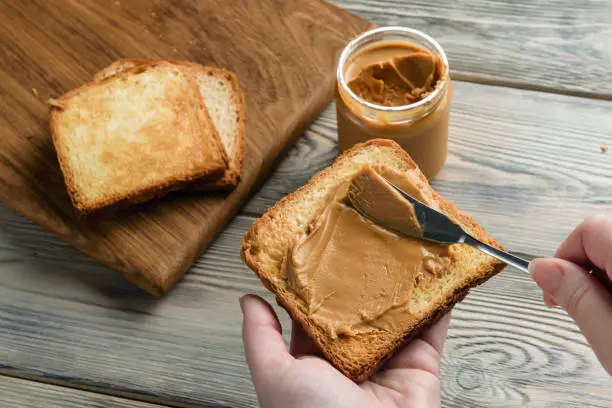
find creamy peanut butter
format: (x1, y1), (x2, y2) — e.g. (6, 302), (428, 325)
(337, 31), (451, 179)
(347, 165), (424, 238)
(283, 165), (454, 339)
(347, 48), (443, 107)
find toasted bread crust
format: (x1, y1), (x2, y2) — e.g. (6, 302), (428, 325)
(94, 59), (245, 190)
(168, 61), (245, 190)
(192, 66), (245, 190)
(51, 60), (228, 214)
(92, 59), (154, 82)
(241, 139), (507, 381)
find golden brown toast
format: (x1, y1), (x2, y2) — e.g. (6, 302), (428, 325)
(242, 139), (506, 381)
(50, 61), (228, 214)
(94, 59), (245, 190)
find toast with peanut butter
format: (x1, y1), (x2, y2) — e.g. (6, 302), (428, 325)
(241, 139), (506, 382)
(50, 61), (228, 214)
(94, 59), (245, 190)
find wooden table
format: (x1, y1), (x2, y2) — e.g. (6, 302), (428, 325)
(2, 0), (611, 407)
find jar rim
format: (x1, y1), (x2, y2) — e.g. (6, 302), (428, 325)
(337, 26), (449, 113)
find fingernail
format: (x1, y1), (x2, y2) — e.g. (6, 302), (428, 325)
(529, 258), (564, 294)
(543, 292), (557, 307)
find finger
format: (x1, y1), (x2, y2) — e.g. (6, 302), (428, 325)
(555, 215), (612, 281)
(543, 292), (557, 307)
(420, 313), (451, 355)
(530, 258), (612, 374)
(289, 320), (320, 357)
(240, 295), (292, 385)
(385, 313), (450, 375)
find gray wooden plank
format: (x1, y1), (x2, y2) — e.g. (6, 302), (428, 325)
(332, 0), (612, 98)
(244, 81), (612, 257)
(0, 376), (167, 408)
(0, 211), (263, 408)
(1, 206), (611, 407)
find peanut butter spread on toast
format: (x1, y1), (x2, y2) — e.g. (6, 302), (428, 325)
(283, 165), (455, 339)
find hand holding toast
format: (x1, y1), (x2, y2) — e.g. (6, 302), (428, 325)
(241, 294), (450, 408)
(530, 215), (612, 376)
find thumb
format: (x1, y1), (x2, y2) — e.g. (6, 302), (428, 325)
(530, 258), (612, 375)
(240, 295), (292, 396)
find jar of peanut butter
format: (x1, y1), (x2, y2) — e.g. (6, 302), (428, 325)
(336, 27), (451, 179)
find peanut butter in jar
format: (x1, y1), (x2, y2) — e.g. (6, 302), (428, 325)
(336, 27), (451, 179)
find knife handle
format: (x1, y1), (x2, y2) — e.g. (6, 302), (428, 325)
(464, 235), (612, 293)
(463, 235), (530, 273)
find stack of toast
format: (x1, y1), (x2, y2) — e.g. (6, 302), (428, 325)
(49, 59), (245, 214)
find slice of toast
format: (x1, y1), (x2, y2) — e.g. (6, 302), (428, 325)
(94, 59), (245, 190)
(92, 59), (152, 82)
(241, 139), (506, 381)
(50, 61), (228, 214)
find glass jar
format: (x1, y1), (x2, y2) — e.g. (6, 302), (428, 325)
(336, 26), (451, 179)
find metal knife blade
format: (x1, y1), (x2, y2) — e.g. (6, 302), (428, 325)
(384, 179), (531, 273)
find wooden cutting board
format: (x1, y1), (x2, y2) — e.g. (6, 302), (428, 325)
(0, 0), (371, 295)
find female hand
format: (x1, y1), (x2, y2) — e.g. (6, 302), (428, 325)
(529, 215), (612, 375)
(241, 295), (450, 408)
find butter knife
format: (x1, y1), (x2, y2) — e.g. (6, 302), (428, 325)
(383, 180), (612, 292)
(385, 181), (530, 272)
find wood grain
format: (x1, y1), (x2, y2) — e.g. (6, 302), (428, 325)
(2, 1), (612, 406)
(244, 81), (612, 257)
(1, 206), (611, 407)
(0, 0), (371, 295)
(0, 376), (167, 408)
(332, 0), (612, 98)
(0, 211), (268, 408)
(3, 78), (612, 407)
(444, 274), (612, 407)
